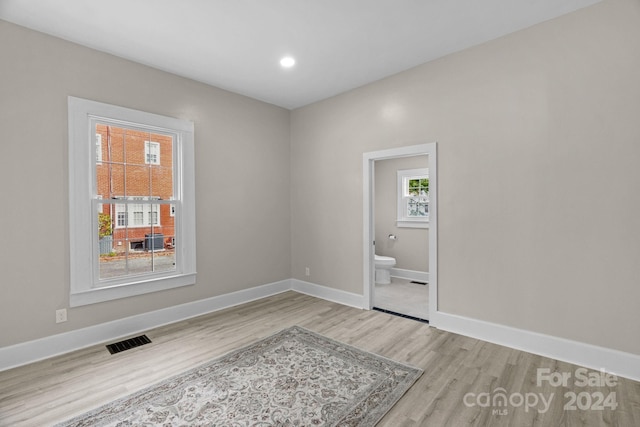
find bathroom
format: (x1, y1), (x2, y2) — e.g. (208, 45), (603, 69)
(373, 155), (429, 321)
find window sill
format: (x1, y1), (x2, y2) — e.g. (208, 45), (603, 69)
(396, 220), (429, 229)
(70, 273), (196, 307)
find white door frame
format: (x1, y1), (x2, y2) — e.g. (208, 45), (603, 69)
(363, 143), (438, 325)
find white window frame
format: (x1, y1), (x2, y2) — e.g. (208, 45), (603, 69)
(397, 168), (429, 229)
(145, 140), (160, 165)
(96, 133), (102, 163)
(68, 96), (196, 307)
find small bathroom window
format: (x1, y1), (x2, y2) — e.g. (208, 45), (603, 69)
(397, 168), (429, 228)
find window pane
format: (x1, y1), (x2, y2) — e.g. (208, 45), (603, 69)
(98, 204), (176, 280)
(153, 233), (176, 274)
(94, 125), (176, 284)
(408, 179), (419, 196)
(406, 197), (429, 218)
(133, 209), (144, 226)
(124, 129), (150, 165)
(419, 178), (429, 196)
(117, 210), (127, 227)
(418, 198), (429, 216)
(125, 164), (151, 197)
(150, 204), (159, 225)
(151, 164), (174, 200)
(102, 125), (126, 164)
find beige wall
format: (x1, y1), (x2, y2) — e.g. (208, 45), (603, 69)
(291, 0), (640, 356)
(0, 20), (291, 347)
(374, 156), (429, 272)
(2, 0), (639, 359)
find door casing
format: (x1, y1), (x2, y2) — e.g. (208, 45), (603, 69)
(362, 143), (438, 324)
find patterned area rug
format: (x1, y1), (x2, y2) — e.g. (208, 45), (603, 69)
(56, 326), (422, 426)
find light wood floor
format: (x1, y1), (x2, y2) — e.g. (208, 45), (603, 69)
(0, 291), (638, 426)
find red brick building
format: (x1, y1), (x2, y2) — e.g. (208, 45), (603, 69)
(96, 124), (175, 253)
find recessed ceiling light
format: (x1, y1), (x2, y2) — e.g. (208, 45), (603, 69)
(280, 56), (296, 68)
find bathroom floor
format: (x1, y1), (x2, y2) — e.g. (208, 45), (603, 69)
(374, 276), (429, 321)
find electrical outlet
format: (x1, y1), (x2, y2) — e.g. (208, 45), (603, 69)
(56, 308), (67, 323)
(305, 267), (310, 276)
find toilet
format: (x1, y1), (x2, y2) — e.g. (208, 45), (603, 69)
(375, 255), (396, 284)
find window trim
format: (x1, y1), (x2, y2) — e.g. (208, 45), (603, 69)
(68, 96), (196, 307)
(397, 168), (429, 229)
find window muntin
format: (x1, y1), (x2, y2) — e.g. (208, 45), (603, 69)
(69, 97), (196, 307)
(397, 168), (429, 228)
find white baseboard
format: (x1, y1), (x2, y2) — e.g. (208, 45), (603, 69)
(3, 279), (639, 383)
(390, 268), (429, 283)
(291, 279), (365, 309)
(0, 279), (291, 372)
(435, 311), (640, 382)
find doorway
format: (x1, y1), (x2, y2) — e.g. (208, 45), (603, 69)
(363, 143), (437, 324)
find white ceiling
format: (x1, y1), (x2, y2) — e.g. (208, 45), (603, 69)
(0, 0), (600, 109)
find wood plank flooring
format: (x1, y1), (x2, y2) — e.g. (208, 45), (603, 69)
(0, 291), (638, 426)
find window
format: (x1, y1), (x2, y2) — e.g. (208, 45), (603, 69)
(145, 141), (160, 165)
(397, 168), (429, 228)
(114, 197), (161, 229)
(68, 97), (196, 307)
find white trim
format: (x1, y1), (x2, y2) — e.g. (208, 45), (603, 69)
(68, 96), (196, 306)
(290, 279), (365, 309)
(396, 220), (429, 229)
(363, 143), (438, 325)
(70, 274), (196, 307)
(0, 278), (365, 372)
(390, 268), (429, 283)
(436, 311), (640, 382)
(0, 279), (292, 372)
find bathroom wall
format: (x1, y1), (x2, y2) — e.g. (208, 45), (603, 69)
(374, 155), (428, 272)
(0, 20), (291, 347)
(291, 0), (640, 356)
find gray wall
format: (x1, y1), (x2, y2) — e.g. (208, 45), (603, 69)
(0, 20), (291, 347)
(291, 0), (640, 356)
(374, 156), (429, 272)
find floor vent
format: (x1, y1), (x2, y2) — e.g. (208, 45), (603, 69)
(106, 335), (152, 354)
(373, 307), (429, 324)
(410, 280), (428, 285)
